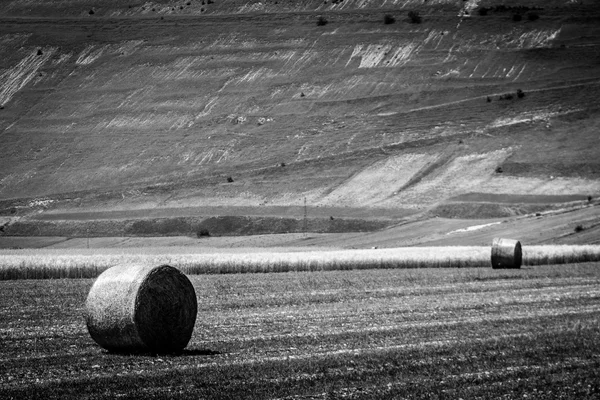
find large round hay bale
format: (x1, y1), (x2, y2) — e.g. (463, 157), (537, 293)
(85, 264), (197, 353)
(491, 238), (522, 269)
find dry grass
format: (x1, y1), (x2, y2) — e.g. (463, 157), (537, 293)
(1, 245), (600, 280)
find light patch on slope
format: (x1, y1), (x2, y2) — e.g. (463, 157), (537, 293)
(52, 53), (72, 66)
(476, 177), (600, 197)
(234, 67), (277, 84)
(76, 41), (144, 65)
(194, 140), (238, 165)
(115, 40), (145, 56)
(478, 28), (562, 50)
(489, 109), (582, 128)
(208, 33), (258, 49)
(99, 113), (194, 131)
(347, 43), (418, 68)
(76, 45), (106, 65)
(237, 1), (266, 13)
(458, 0), (480, 17)
(514, 28), (561, 48)
(380, 149), (513, 208)
(0, 47), (57, 106)
(447, 222), (502, 235)
(318, 153), (437, 207)
(196, 97), (219, 118)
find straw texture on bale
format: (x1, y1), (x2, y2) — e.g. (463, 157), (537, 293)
(85, 264), (197, 353)
(491, 238), (522, 269)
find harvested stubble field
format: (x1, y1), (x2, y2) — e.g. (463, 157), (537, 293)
(2, 264), (600, 399)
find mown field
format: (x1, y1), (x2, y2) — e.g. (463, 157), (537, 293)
(2, 264), (600, 399)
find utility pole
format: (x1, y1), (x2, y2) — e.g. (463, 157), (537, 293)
(303, 197), (307, 237)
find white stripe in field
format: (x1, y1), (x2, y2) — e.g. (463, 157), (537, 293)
(447, 222), (503, 235)
(0, 47), (57, 106)
(489, 108), (582, 128)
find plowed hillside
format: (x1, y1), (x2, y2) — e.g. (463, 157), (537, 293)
(1, 0), (599, 242)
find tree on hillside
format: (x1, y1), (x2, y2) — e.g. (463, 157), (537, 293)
(317, 16), (328, 26)
(408, 10), (422, 24)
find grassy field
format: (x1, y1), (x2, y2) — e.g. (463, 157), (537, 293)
(1, 264), (600, 399)
(1, 245), (600, 280)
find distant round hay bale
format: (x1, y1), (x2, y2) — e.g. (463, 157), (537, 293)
(491, 238), (522, 269)
(85, 264), (197, 353)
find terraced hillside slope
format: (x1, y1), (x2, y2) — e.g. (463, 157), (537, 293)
(1, 0), (599, 241)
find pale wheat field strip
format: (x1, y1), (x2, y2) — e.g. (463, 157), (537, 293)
(1, 245), (600, 280)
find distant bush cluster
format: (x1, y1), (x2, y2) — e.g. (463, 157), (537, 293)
(197, 229), (210, 238)
(384, 14), (396, 24)
(317, 16), (328, 26)
(494, 89), (526, 102)
(407, 10), (422, 24)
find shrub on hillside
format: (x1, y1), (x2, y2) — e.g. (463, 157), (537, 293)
(478, 7), (489, 16)
(384, 14), (396, 24)
(513, 14), (522, 22)
(227, 176), (234, 183)
(317, 16), (328, 26)
(527, 12), (540, 21)
(407, 10), (422, 24)
(574, 225), (584, 233)
(517, 89), (525, 98)
(197, 229), (210, 238)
